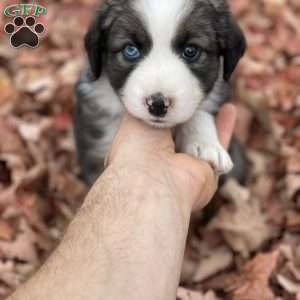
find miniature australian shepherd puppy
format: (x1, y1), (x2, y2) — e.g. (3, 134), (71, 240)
(74, 0), (247, 185)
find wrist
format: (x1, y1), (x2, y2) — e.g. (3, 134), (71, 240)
(74, 162), (192, 300)
(92, 161), (193, 217)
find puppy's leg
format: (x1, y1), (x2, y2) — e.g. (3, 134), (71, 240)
(176, 110), (233, 175)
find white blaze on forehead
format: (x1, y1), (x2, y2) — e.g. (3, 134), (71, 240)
(133, 0), (194, 46)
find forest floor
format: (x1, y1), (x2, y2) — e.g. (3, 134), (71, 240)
(0, 0), (300, 299)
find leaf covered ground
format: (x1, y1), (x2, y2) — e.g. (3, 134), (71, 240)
(0, 0), (299, 299)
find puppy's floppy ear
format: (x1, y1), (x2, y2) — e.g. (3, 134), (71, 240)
(210, 0), (246, 81)
(85, 2), (118, 79)
(221, 18), (246, 81)
(85, 17), (103, 79)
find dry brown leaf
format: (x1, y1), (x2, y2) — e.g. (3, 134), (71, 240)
(0, 272), (21, 289)
(0, 187), (16, 206)
(192, 246), (233, 282)
(57, 58), (84, 85)
(0, 0), (300, 299)
(209, 179), (272, 257)
(0, 69), (15, 106)
(15, 119), (52, 143)
(287, 155), (300, 173)
(177, 288), (219, 300)
(286, 211), (300, 231)
(277, 274), (300, 294)
(0, 219), (38, 265)
(247, 150), (271, 177)
(231, 251), (279, 300)
(285, 174), (300, 199)
(262, 0), (286, 17)
(0, 118), (25, 154)
(0, 220), (14, 241)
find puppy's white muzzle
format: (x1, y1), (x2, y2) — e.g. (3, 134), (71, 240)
(121, 49), (204, 127)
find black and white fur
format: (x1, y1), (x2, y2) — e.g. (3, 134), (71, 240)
(75, 0), (246, 184)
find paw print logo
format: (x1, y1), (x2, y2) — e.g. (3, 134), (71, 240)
(4, 16), (45, 48)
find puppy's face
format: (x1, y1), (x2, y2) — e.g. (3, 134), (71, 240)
(86, 0), (246, 127)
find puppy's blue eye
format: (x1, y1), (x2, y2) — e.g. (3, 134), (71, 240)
(123, 45), (141, 61)
(182, 45), (200, 63)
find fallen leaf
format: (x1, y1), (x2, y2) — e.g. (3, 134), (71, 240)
(0, 219), (38, 265)
(192, 246), (233, 282)
(286, 211), (300, 231)
(231, 251), (279, 300)
(177, 288), (219, 300)
(277, 274), (300, 294)
(0, 221), (14, 241)
(209, 179), (272, 257)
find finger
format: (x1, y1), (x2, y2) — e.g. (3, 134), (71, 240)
(175, 154), (218, 211)
(216, 104), (237, 149)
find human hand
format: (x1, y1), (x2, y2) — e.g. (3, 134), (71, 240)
(106, 104), (237, 212)
(10, 104), (236, 300)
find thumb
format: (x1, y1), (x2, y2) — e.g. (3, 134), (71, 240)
(216, 103), (237, 149)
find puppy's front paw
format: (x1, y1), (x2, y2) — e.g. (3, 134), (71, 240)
(186, 142), (233, 175)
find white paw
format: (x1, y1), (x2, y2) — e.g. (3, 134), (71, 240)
(185, 142), (234, 175)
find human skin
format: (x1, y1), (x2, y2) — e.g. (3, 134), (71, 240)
(9, 104), (236, 300)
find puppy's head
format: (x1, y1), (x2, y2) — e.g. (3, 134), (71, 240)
(85, 0), (246, 127)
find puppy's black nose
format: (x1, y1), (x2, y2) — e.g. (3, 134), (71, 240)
(146, 93), (168, 117)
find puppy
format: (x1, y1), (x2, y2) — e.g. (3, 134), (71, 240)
(75, 0), (247, 185)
